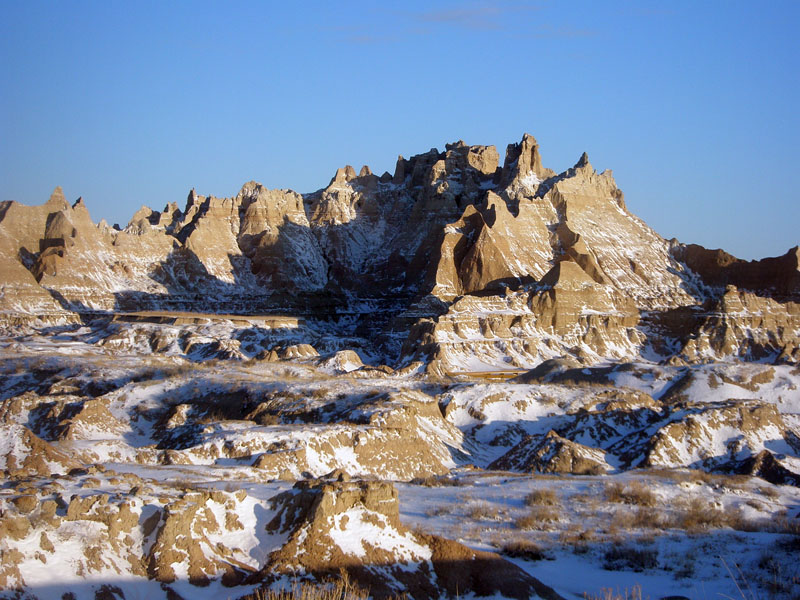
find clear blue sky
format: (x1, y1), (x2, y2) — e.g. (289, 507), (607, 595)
(1, 0), (798, 259)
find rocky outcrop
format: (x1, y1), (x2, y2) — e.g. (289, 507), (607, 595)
(0, 483), (271, 591)
(500, 133), (555, 186)
(733, 449), (800, 486)
(674, 243), (800, 298)
(0, 133), (797, 370)
(258, 480), (561, 600)
(643, 400), (789, 470)
(1, 424), (80, 477)
(491, 430), (611, 474)
(415, 258), (644, 374)
(680, 287), (800, 363)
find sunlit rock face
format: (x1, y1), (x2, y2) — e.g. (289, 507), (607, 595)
(2, 133), (800, 600)
(1, 133), (798, 370)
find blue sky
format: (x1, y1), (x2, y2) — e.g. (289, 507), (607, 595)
(1, 0), (798, 259)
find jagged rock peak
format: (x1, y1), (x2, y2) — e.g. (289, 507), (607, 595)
(331, 165), (357, 184)
(501, 132), (556, 185)
(46, 186), (70, 210)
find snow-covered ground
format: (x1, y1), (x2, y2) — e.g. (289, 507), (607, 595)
(1, 321), (799, 599)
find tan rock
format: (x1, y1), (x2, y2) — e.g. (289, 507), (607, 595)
(491, 430), (610, 474)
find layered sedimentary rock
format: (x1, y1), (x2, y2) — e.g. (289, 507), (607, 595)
(490, 430), (611, 475)
(259, 480), (560, 599)
(1, 133), (797, 369)
(679, 287), (800, 363)
(673, 243), (800, 298)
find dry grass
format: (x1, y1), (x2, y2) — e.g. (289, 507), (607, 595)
(603, 481), (657, 507)
(245, 572), (396, 600)
(583, 585), (643, 600)
(638, 467), (756, 490)
(466, 502), (500, 520)
(524, 488), (559, 506)
(500, 537), (548, 561)
(515, 505), (560, 530)
(645, 466), (713, 484)
(602, 544), (658, 572)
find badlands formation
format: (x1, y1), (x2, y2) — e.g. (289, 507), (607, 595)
(0, 134), (799, 599)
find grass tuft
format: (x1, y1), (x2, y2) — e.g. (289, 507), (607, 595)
(603, 481), (657, 507)
(602, 544), (658, 572)
(515, 505), (560, 530)
(524, 488), (559, 506)
(583, 586), (643, 600)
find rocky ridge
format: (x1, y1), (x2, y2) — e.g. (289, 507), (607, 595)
(2, 133), (797, 370)
(1, 134), (800, 599)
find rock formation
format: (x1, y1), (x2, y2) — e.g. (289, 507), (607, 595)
(258, 480), (561, 599)
(1, 133), (799, 600)
(1, 133), (797, 371)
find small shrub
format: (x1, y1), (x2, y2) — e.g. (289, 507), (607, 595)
(603, 545), (658, 572)
(604, 481), (657, 507)
(672, 553), (696, 579)
(583, 585), (643, 600)
(515, 506), (559, 530)
(467, 502), (500, 520)
(310, 387), (329, 400)
(745, 498), (764, 511)
(772, 514), (800, 535)
(425, 505), (451, 518)
(525, 489), (558, 506)
(411, 475), (462, 487)
(501, 538), (548, 561)
(678, 498), (731, 531)
(610, 507), (668, 531)
(759, 485), (781, 500)
(559, 524), (596, 554)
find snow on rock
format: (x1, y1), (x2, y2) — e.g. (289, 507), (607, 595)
(255, 479), (559, 600)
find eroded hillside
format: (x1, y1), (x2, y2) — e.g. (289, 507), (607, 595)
(1, 134), (799, 599)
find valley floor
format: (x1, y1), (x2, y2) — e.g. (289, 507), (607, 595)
(0, 319), (798, 600)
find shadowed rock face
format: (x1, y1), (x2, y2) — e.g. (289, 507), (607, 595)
(490, 430), (611, 475)
(673, 244), (800, 298)
(255, 479), (563, 600)
(0, 133), (797, 369)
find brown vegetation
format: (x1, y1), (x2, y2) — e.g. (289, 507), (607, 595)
(525, 489), (559, 506)
(515, 506), (560, 530)
(603, 481), (657, 507)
